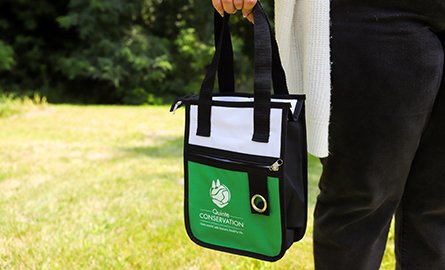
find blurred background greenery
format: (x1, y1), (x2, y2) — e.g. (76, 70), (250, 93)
(0, 0), (275, 104)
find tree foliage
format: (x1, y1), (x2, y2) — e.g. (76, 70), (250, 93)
(0, 0), (272, 104)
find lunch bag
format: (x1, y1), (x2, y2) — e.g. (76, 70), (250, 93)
(171, 1), (308, 261)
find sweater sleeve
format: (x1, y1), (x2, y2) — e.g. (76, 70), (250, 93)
(275, 0), (331, 158)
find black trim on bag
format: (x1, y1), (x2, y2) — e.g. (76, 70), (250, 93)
(187, 145), (281, 169)
(290, 102), (308, 241)
(178, 93), (305, 105)
(278, 103), (293, 244)
(211, 92), (305, 100)
(293, 98), (305, 121)
(189, 98), (297, 122)
(187, 152), (281, 177)
(188, 99), (292, 110)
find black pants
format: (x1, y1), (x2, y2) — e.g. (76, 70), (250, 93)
(314, 1), (445, 269)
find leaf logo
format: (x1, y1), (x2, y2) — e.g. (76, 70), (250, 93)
(210, 179), (231, 208)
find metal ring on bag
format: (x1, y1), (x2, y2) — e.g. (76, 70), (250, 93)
(251, 194), (267, 213)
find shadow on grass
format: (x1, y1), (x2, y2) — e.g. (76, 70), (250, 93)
(121, 135), (184, 158)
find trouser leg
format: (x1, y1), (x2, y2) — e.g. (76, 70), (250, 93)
(313, 3), (445, 270)
(394, 32), (445, 270)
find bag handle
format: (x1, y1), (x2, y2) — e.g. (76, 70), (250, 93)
(197, 2), (282, 142)
(214, 7), (289, 96)
(214, 11), (235, 93)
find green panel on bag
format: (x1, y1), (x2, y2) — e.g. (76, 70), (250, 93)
(187, 161), (282, 257)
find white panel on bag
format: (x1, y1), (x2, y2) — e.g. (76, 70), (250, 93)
(188, 105), (283, 158)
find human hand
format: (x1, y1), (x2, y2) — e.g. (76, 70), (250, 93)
(212, 0), (257, 23)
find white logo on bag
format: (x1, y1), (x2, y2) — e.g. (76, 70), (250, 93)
(210, 179), (231, 208)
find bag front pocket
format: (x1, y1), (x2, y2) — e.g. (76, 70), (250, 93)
(184, 151), (286, 260)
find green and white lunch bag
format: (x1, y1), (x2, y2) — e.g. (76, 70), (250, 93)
(171, 2), (308, 262)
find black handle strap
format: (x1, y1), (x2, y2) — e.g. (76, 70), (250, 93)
(215, 8), (289, 95)
(214, 11), (235, 93)
(196, 11), (230, 137)
(197, 2), (282, 142)
(252, 3), (272, 142)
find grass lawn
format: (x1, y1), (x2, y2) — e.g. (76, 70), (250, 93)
(0, 105), (396, 269)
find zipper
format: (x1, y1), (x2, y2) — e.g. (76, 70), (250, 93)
(169, 95), (196, 113)
(170, 100), (182, 114)
(188, 152), (283, 172)
(269, 159), (284, 172)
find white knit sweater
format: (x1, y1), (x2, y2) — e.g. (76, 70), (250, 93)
(275, 0), (331, 158)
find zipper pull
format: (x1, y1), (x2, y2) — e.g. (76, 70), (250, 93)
(269, 159), (283, 172)
(170, 95), (196, 114)
(170, 100), (183, 114)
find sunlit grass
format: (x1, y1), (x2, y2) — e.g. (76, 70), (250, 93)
(0, 93), (47, 118)
(0, 105), (396, 269)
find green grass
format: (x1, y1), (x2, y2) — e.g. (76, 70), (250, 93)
(0, 105), (396, 269)
(0, 94), (47, 118)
